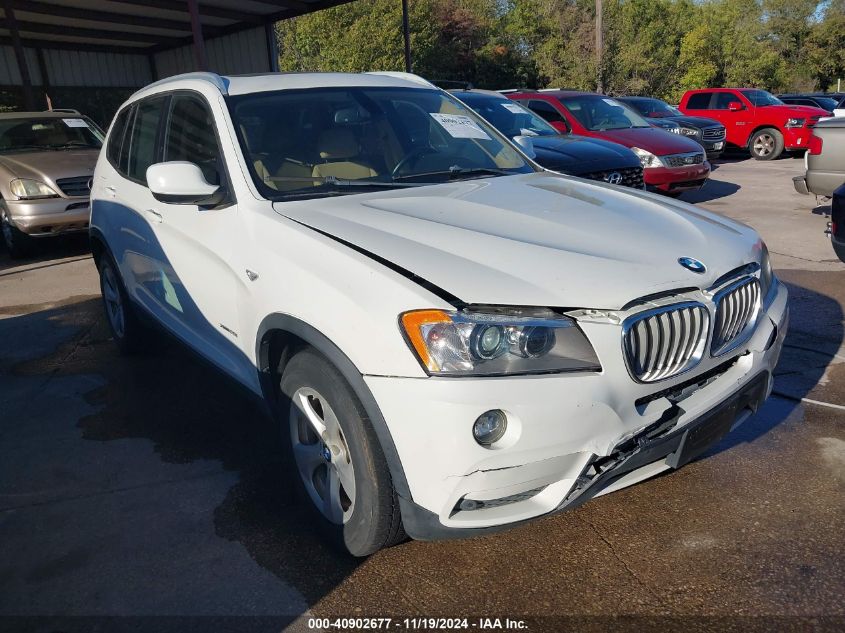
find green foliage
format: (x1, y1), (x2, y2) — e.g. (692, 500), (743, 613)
(275, 0), (844, 98)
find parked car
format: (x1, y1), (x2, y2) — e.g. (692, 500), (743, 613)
(777, 93), (840, 117)
(509, 90), (710, 196)
(679, 88), (829, 160)
(452, 89), (644, 188)
(0, 111), (103, 257)
(793, 118), (845, 198)
(91, 71), (788, 555)
(616, 96), (726, 159)
(829, 184), (845, 263)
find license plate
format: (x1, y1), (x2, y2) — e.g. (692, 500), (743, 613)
(714, 142), (724, 150)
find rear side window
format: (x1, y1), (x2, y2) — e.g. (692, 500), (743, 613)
(163, 95), (222, 185)
(527, 100), (566, 125)
(106, 107), (131, 168)
(126, 97), (166, 184)
(685, 92), (712, 109)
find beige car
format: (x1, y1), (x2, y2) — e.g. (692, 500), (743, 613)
(0, 111), (103, 258)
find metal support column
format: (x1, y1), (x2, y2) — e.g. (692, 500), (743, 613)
(3, 0), (35, 110)
(401, 0), (411, 73)
(186, 0), (208, 71)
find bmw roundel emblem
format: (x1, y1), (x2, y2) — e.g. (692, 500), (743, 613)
(678, 257), (706, 274)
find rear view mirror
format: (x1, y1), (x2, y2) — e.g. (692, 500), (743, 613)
(512, 135), (536, 159)
(728, 101), (744, 112)
(146, 162), (224, 205)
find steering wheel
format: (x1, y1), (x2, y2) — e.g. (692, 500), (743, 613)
(392, 146), (439, 178)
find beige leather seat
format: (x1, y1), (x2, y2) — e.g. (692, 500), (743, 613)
(246, 121), (313, 191)
(312, 129), (377, 180)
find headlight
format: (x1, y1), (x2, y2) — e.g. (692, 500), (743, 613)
(759, 241), (774, 298)
(679, 127), (698, 136)
(10, 178), (59, 200)
(631, 147), (664, 169)
(785, 118), (805, 128)
(400, 308), (601, 376)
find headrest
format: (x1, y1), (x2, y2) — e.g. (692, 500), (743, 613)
(318, 129), (358, 160)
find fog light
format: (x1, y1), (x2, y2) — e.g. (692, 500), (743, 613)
(473, 409), (507, 446)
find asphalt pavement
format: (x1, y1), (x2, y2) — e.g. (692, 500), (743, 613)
(0, 155), (842, 633)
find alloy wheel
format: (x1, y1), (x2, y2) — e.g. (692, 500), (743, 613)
(753, 134), (775, 157)
(101, 264), (126, 339)
(289, 386), (356, 525)
(1, 216), (13, 249)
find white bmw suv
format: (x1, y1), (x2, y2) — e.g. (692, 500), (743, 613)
(90, 71), (789, 556)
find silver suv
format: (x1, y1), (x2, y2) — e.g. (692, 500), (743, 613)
(0, 111), (103, 257)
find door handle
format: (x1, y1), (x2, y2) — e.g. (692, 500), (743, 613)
(145, 209), (163, 224)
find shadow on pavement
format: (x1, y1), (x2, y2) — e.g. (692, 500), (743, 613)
(0, 233), (91, 274)
(680, 178), (740, 204)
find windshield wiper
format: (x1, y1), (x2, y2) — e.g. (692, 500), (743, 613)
(47, 142), (96, 150)
(267, 176), (426, 200)
(393, 166), (513, 182)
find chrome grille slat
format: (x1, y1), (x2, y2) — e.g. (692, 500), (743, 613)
(711, 277), (761, 356)
(623, 302), (710, 383)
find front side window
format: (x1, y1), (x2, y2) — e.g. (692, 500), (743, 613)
(685, 92), (712, 110)
(227, 87), (532, 200)
(557, 96), (651, 131)
(164, 95), (223, 186)
(456, 94), (559, 137)
(526, 100), (567, 126)
(740, 90), (783, 107)
(713, 92), (743, 109)
(126, 97), (165, 184)
(106, 107), (131, 168)
(0, 116), (103, 154)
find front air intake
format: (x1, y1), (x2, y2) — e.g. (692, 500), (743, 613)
(623, 302), (710, 383)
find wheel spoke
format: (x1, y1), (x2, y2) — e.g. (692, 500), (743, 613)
(334, 454), (356, 504)
(292, 441), (324, 483)
(324, 466), (344, 524)
(295, 391), (327, 438)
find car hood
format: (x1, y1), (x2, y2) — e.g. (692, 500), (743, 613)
(273, 172), (759, 310)
(530, 135), (640, 172)
(655, 115), (723, 129)
(0, 148), (99, 182)
(591, 127), (702, 155)
(768, 104), (831, 117)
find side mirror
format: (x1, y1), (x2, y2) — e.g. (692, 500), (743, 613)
(728, 101), (744, 112)
(146, 161), (224, 205)
(512, 135), (536, 159)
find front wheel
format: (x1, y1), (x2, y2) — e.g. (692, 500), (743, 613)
(279, 348), (405, 556)
(98, 253), (147, 354)
(1, 212), (31, 259)
(749, 128), (784, 160)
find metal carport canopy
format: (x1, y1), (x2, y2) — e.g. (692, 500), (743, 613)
(1, 0), (357, 109)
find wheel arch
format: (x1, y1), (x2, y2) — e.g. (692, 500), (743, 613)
(255, 313), (412, 501)
(745, 124), (782, 148)
(88, 226), (108, 268)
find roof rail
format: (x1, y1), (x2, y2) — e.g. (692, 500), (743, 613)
(430, 79), (474, 90)
(47, 108), (80, 114)
(142, 71), (230, 95)
(366, 72), (435, 88)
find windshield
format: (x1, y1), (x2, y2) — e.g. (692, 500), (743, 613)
(227, 87), (533, 200)
(558, 96), (651, 131)
(626, 98), (681, 118)
(455, 93), (559, 137)
(0, 116), (103, 153)
(741, 90), (784, 107)
(811, 97), (838, 110)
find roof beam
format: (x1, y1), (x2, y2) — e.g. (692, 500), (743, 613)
(250, 0), (310, 10)
(0, 17), (185, 43)
(0, 34), (144, 54)
(107, 0), (265, 24)
(10, 0), (194, 33)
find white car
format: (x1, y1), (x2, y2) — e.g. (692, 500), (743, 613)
(90, 71), (789, 556)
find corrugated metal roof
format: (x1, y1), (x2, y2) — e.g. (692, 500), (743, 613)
(1, 1), (355, 54)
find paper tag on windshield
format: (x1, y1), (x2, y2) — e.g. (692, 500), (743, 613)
(501, 102), (525, 114)
(430, 113), (490, 139)
(62, 118), (89, 128)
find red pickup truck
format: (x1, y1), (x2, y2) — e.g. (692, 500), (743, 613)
(678, 88), (829, 160)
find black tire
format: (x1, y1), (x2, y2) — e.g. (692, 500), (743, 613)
(749, 128), (784, 160)
(279, 347), (405, 556)
(98, 252), (147, 354)
(1, 212), (32, 259)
